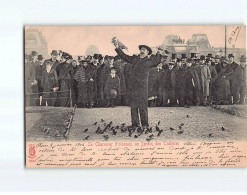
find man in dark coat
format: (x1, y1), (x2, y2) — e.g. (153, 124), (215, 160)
(113, 40), (161, 128)
(160, 62), (176, 106)
(74, 60), (92, 108)
(87, 54), (99, 108)
(41, 61), (59, 106)
(232, 55), (246, 104)
(43, 50), (60, 71)
(228, 54), (239, 99)
(56, 55), (74, 107)
(29, 51), (40, 106)
(175, 58), (186, 106)
(184, 58), (201, 107)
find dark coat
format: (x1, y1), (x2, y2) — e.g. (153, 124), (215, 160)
(175, 66), (186, 90)
(215, 64), (233, 101)
(115, 48), (161, 109)
(114, 61), (127, 95)
(148, 67), (159, 98)
(41, 69), (58, 92)
(184, 67), (201, 91)
(159, 68), (176, 92)
(104, 75), (120, 97)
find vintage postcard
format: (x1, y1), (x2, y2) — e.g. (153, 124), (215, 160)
(25, 25), (247, 168)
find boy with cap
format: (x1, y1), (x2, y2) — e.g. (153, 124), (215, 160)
(104, 67), (120, 108)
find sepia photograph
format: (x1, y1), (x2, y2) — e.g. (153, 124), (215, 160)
(24, 25), (247, 168)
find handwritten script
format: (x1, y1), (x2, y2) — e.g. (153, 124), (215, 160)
(26, 141), (247, 168)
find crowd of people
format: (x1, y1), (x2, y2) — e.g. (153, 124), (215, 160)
(25, 48), (246, 109)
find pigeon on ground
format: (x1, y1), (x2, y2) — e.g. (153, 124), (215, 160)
(221, 127), (226, 131)
(179, 126), (182, 130)
(170, 127), (175, 131)
(83, 128), (88, 132)
(93, 122), (97, 125)
(134, 135), (138, 138)
(96, 127), (101, 134)
(83, 136), (89, 140)
(112, 129), (117, 135)
(187, 115), (189, 118)
(155, 125), (160, 132)
(208, 133), (213, 138)
(103, 135), (109, 141)
(157, 130), (163, 136)
(177, 130), (184, 135)
(149, 134), (154, 138)
(180, 123), (184, 126)
(158, 121), (161, 125)
(146, 137), (154, 142)
(101, 119), (105, 122)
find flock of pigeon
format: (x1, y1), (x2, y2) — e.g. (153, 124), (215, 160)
(81, 114), (227, 142)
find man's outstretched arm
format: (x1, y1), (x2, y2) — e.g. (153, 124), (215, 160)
(115, 48), (134, 64)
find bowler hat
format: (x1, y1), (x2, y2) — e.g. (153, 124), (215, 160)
(181, 53), (187, 59)
(228, 54), (234, 58)
(45, 60), (52, 65)
(139, 45), (152, 55)
(93, 54), (100, 59)
(240, 55), (246, 62)
(37, 55), (44, 61)
(187, 58), (193, 63)
(31, 51), (37, 56)
(171, 53), (177, 59)
(206, 53), (213, 58)
(51, 50), (58, 56)
(215, 55), (220, 59)
(200, 55), (206, 60)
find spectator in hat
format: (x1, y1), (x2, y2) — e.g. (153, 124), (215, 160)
(87, 54), (99, 107)
(231, 55), (246, 104)
(113, 41), (161, 129)
(104, 67), (120, 107)
(206, 58), (218, 102)
(29, 51), (40, 106)
(160, 62), (176, 106)
(228, 53), (239, 101)
(175, 58), (186, 106)
(25, 54), (34, 106)
(183, 58), (201, 107)
(114, 56), (127, 106)
(195, 58), (211, 106)
(215, 58), (233, 104)
(214, 55), (221, 73)
(171, 53), (177, 63)
(41, 61), (59, 106)
(74, 60), (93, 108)
(56, 54), (74, 107)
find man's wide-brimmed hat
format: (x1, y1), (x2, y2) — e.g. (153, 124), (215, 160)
(37, 55), (44, 61)
(240, 55), (246, 62)
(139, 45), (152, 55)
(51, 50), (58, 56)
(228, 53), (234, 58)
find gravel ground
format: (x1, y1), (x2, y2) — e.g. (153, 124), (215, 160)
(69, 106), (247, 142)
(25, 106), (72, 142)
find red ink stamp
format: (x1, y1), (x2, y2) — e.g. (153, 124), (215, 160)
(28, 144), (36, 158)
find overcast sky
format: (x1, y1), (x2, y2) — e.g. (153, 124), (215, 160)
(26, 25), (246, 56)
